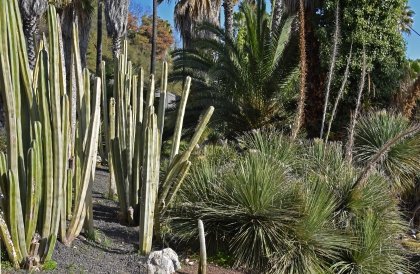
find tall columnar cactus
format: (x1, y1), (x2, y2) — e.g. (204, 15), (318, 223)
(0, 0), (101, 268)
(106, 43), (214, 254)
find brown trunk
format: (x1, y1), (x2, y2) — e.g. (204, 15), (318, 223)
(302, 10), (325, 139)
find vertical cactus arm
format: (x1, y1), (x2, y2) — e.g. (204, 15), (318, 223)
(157, 62), (168, 142)
(25, 146), (39, 250)
(138, 68), (144, 126)
(142, 75), (155, 132)
(0, 0), (19, 176)
(139, 112), (159, 254)
(163, 161), (191, 211)
(72, 22), (86, 133)
(101, 61), (110, 160)
(159, 107), (214, 208)
(66, 78), (102, 244)
(60, 95), (70, 242)
(46, 5), (64, 251)
(132, 75), (138, 128)
(38, 49), (54, 239)
(179, 106), (214, 162)
(82, 68), (91, 146)
(169, 76), (191, 163)
(0, 152), (8, 201)
(125, 61), (132, 106)
(31, 41), (43, 95)
(110, 138), (128, 219)
(57, 13), (66, 97)
(66, 169), (73, 219)
(10, 0), (34, 109)
(132, 121), (143, 208)
(108, 98), (117, 198)
(8, 170), (26, 261)
(126, 107), (134, 208)
(32, 122), (44, 228)
(0, 211), (20, 268)
(198, 219), (207, 274)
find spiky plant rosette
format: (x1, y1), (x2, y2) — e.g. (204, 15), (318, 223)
(332, 209), (410, 274)
(169, 143), (301, 272)
(353, 110), (420, 192)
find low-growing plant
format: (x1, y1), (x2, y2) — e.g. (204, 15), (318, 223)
(169, 130), (410, 273)
(42, 260), (57, 271)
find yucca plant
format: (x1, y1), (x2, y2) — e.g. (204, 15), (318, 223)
(352, 110), (420, 192)
(0, 1), (101, 268)
(170, 131), (410, 273)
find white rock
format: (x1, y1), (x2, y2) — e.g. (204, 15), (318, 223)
(139, 248), (181, 274)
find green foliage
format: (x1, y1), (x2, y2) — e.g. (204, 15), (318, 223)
(316, 0), (407, 132)
(353, 110), (420, 192)
(209, 251), (235, 268)
(43, 260), (58, 271)
(170, 0), (299, 138)
(169, 130), (409, 273)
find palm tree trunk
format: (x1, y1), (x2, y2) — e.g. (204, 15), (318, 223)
(150, 0), (157, 74)
(271, 0), (283, 32)
(223, 0), (235, 37)
(22, 16), (37, 69)
(112, 35), (121, 58)
(96, 1), (103, 75)
(291, 0), (306, 140)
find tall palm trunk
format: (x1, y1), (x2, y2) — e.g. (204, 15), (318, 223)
(96, 1), (103, 74)
(104, 0), (129, 59)
(271, 0), (283, 32)
(150, 0), (157, 74)
(18, 0), (47, 70)
(223, 0), (235, 37)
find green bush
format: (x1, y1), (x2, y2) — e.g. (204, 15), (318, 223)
(169, 130), (410, 273)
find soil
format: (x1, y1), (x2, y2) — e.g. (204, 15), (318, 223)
(1, 166), (245, 274)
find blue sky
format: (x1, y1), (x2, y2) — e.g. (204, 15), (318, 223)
(134, 0), (420, 60)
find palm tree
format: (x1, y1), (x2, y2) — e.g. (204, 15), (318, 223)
(171, 0), (299, 137)
(398, 2), (415, 35)
(271, 0), (283, 32)
(18, 0), (48, 69)
(223, 0), (240, 37)
(173, 0), (218, 48)
(59, 0), (94, 72)
(104, 0), (130, 58)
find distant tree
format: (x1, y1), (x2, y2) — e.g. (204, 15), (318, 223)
(317, 0), (407, 137)
(136, 15), (175, 61)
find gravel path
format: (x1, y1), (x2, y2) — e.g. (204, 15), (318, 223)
(1, 166), (245, 274)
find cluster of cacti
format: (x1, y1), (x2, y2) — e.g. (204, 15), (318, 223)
(104, 42), (214, 254)
(0, 1), (101, 268)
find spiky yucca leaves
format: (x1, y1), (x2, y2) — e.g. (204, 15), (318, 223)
(269, 180), (348, 274)
(170, 132), (410, 273)
(171, 0), (299, 138)
(332, 210), (409, 274)
(172, 149), (301, 272)
(353, 110), (420, 192)
(300, 140), (409, 273)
